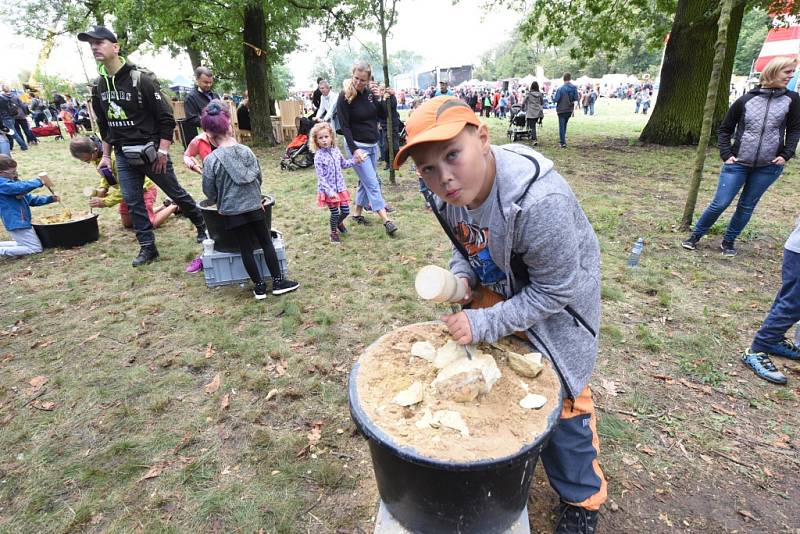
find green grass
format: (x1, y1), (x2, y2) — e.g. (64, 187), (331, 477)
(1, 98), (798, 531)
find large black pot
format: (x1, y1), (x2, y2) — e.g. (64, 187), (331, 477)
(349, 323), (564, 534)
(198, 196), (274, 253)
(33, 214), (100, 249)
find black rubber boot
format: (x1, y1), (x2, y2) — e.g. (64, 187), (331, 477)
(132, 245), (159, 267)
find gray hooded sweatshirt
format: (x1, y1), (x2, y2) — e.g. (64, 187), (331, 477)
(445, 144), (600, 399)
(202, 144), (263, 215)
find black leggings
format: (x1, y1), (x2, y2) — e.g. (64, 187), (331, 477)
(329, 202), (350, 232)
(232, 219), (282, 284)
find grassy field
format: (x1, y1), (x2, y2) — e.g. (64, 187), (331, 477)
(1, 98), (799, 533)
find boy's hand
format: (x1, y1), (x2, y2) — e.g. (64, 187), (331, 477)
(51, 195), (60, 202)
(441, 311), (473, 345)
(88, 197), (105, 208)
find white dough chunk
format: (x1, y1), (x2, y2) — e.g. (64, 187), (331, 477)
(519, 393), (547, 409)
(432, 353), (501, 402)
(508, 351), (544, 378)
(433, 410), (470, 436)
(392, 381), (424, 406)
(433, 340), (464, 369)
(410, 341), (437, 362)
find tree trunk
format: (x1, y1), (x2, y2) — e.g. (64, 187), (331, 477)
(379, 2), (396, 184)
(639, 0), (745, 145)
(681, 0), (734, 230)
(186, 46), (202, 72)
(28, 32), (57, 89)
(242, 3), (276, 146)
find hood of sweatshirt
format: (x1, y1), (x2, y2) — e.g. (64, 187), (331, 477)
(491, 143), (555, 207)
(214, 145), (260, 185)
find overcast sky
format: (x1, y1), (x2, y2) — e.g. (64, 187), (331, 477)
(0, 1), (522, 90)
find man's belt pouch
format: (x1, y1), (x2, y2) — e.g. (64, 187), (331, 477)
(121, 142), (157, 167)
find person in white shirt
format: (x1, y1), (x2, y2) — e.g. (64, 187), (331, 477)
(314, 80), (339, 125)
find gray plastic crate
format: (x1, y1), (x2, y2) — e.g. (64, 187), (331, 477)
(202, 230), (288, 287)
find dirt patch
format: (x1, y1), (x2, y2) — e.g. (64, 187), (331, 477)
(354, 322), (561, 462)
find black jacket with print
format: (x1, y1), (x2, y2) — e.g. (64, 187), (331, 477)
(90, 60), (176, 147)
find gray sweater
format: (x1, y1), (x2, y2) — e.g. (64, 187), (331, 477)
(202, 144), (263, 215)
(446, 145), (601, 398)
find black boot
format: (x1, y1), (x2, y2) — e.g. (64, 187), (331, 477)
(554, 502), (599, 534)
(132, 245), (159, 267)
(196, 225), (208, 243)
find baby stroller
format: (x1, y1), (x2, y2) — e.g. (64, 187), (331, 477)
(506, 104), (532, 142)
(280, 116), (314, 170)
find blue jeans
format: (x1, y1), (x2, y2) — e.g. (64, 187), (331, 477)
(344, 143), (386, 212)
(114, 149), (205, 247)
(2, 117), (27, 150)
(589, 102), (595, 115)
(557, 112), (571, 146)
(752, 249), (800, 351)
(0, 134), (10, 156)
(692, 162), (783, 242)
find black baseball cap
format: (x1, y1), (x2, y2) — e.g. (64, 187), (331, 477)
(77, 26), (118, 43)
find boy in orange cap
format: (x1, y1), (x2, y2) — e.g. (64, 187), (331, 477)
(394, 96), (606, 533)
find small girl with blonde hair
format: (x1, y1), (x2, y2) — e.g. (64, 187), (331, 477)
(309, 121), (360, 243)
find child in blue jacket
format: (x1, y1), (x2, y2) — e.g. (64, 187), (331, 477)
(0, 154), (58, 257)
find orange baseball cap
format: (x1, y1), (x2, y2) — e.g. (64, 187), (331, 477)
(393, 96), (482, 169)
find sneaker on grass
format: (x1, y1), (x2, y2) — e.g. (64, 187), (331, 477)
(681, 234), (699, 250)
(253, 281), (268, 300)
(330, 231), (341, 244)
(759, 337), (800, 361)
(272, 278), (300, 295)
(185, 255), (203, 273)
(720, 240), (737, 257)
(353, 215), (371, 226)
(741, 349), (787, 385)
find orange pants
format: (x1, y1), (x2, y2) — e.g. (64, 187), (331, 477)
(540, 386), (607, 510)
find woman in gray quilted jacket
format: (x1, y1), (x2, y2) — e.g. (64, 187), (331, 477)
(682, 56), (800, 257)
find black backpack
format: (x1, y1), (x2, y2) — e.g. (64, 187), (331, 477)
(2, 95), (20, 116)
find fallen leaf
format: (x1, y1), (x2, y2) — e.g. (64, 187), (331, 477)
(204, 373), (221, 395)
(763, 466), (773, 477)
(734, 287), (745, 293)
(219, 394), (230, 410)
(621, 454), (638, 466)
(600, 379), (618, 397)
(31, 400), (56, 411)
(307, 420), (323, 448)
(137, 463), (165, 482)
(711, 404), (736, 417)
(82, 332), (100, 344)
(204, 343), (215, 359)
(30, 339), (55, 349)
(265, 388), (279, 401)
(29, 375), (49, 388)
(737, 510), (757, 521)
(640, 445), (656, 456)
(90, 513), (104, 525)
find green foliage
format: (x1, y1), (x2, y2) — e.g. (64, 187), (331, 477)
(474, 24), (661, 80)
(312, 41), (422, 88)
(732, 7), (770, 75)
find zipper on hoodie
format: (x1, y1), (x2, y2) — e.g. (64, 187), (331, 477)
(527, 327), (574, 400)
(753, 90), (774, 165)
(565, 305), (596, 338)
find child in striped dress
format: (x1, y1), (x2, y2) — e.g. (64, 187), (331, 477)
(309, 122), (363, 243)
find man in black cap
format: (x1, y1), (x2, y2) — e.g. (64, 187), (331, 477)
(78, 25), (207, 267)
(183, 66), (219, 137)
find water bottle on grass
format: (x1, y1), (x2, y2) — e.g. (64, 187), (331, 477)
(627, 238), (645, 268)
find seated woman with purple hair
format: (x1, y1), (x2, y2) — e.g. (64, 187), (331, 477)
(200, 100), (300, 299)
